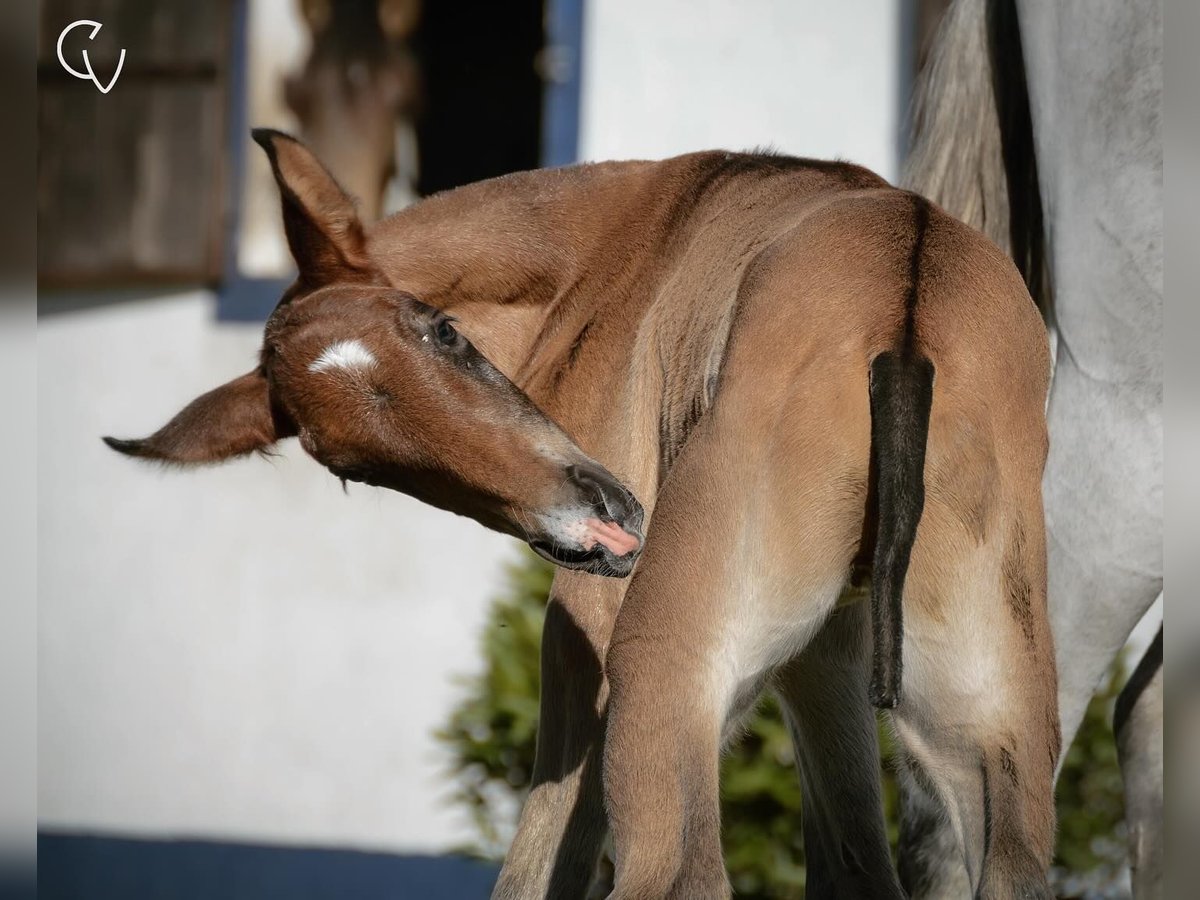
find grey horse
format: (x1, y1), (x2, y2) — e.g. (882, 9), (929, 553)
(895, 0), (1163, 896)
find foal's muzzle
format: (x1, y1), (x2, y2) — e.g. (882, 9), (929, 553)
(531, 464), (645, 577)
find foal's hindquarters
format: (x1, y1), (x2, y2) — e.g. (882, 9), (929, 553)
(603, 195), (1059, 899)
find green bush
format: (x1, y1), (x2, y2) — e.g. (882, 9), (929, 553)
(1053, 661), (1129, 892)
(436, 552), (553, 858)
(438, 550), (1127, 896)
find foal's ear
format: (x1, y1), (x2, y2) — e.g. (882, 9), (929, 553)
(103, 369), (294, 465)
(251, 128), (373, 280)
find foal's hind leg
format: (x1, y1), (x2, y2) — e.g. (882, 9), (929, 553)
(893, 503), (1059, 900)
(774, 601), (905, 900)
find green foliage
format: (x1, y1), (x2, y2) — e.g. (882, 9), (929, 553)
(1054, 659), (1128, 879)
(718, 696), (806, 896)
(435, 552), (552, 856)
(438, 550), (1129, 895)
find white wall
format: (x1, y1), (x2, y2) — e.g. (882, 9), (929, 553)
(580, 0), (903, 180)
(38, 292), (518, 852)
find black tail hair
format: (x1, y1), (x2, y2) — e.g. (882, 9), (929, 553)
(867, 350), (935, 708)
(1113, 626), (1163, 740)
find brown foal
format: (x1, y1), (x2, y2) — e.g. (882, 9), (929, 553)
(107, 130), (1058, 899)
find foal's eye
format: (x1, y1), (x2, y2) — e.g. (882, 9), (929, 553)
(434, 317), (458, 346)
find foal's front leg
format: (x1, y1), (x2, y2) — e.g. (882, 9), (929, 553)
(493, 572), (625, 900)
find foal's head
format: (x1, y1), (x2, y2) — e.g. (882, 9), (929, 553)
(104, 130), (644, 576)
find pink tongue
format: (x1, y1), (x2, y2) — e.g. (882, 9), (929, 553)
(584, 517), (642, 557)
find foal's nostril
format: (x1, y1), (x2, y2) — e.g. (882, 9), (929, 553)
(566, 463), (640, 528)
(565, 464), (608, 511)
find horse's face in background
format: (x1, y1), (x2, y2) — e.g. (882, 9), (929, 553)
(104, 130), (643, 577)
(284, 0), (422, 221)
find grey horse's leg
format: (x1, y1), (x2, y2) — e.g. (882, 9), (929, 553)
(898, 0), (1163, 891)
(774, 602), (905, 900)
(1013, 0), (1164, 755)
(1115, 628), (1163, 899)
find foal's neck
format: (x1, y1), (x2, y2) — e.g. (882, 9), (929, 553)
(367, 151), (888, 487)
(367, 160), (663, 389)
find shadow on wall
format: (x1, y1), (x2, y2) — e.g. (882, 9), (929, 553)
(38, 833), (499, 900)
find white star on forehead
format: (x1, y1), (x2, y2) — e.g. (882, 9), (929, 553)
(309, 339), (378, 374)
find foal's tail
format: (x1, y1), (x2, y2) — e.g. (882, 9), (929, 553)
(866, 350), (934, 709)
(903, 0), (1047, 311)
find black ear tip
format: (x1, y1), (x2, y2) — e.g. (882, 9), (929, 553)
(250, 128), (296, 151)
(103, 436), (145, 456)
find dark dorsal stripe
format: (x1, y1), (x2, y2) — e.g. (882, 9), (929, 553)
(660, 151), (882, 236)
(903, 195), (932, 353)
(549, 154), (884, 386)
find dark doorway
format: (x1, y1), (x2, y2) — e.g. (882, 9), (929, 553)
(413, 0), (545, 195)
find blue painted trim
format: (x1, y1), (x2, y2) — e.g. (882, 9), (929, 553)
(38, 833), (499, 900)
(216, 275), (292, 322)
(0, 871), (35, 900)
(217, 0), (295, 322)
(540, 0), (586, 167)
